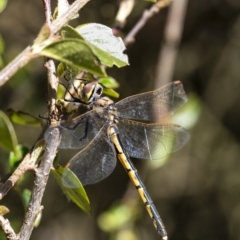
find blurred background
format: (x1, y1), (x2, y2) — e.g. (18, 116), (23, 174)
(1, 0), (240, 239)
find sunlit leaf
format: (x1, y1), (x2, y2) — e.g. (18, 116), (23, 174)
(0, 206), (9, 216)
(103, 88), (119, 98)
(98, 77), (119, 89)
(172, 93), (201, 129)
(51, 166), (90, 214)
(41, 39), (106, 77)
(9, 145), (29, 172)
(98, 202), (133, 231)
(0, 110), (17, 152)
(76, 23), (129, 67)
(0, 0), (7, 14)
(7, 109), (41, 126)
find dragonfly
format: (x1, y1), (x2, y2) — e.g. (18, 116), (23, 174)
(58, 80), (190, 239)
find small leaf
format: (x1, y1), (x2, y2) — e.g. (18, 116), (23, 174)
(21, 189), (31, 210)
(9, 145), (29, 172)
(98, 77), (119, 89)
(0, 110), (18, 152)
(34, 24), (51, 45)
(41, 39), (106, 77)
(57, 84), (66, 99)
(0, 34), (5, 54)
(61, 25), (84, 40)
(76, 23), (129, 67)
(103, 88), (119, 98)
(0, 0), (7, 14)
(51, 166), (90, 214)
(0, 206), (9, 216)
(31, 139), (46, 164)
(56, 62), (65, 78)
(7, 109), (42, 126)
(98, 202), (133, 231)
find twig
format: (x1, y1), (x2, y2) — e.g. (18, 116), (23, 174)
(45, 59), (60, 124)
(155, 0), (188, 87)
(0, 0), (90, 87)
(42, 0), (52, 25)
(18, 127), (61, 240)
(0, 153), (35, 200)
(0, 216), (17, 240)
(124, 0), (173, 46)
(0, 47), (35, 87)
(113, 0), (135, 36)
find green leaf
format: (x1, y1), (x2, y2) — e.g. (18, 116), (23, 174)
(41, 39), (106, 77)
(0, 0), (7, 14)
(61, 25), (84, 40)
(103, 88), (119, 98)
(76, 23), (129, 67)
(21, 189), (31, 210)
(31, 139), (46, 164)
(0, 110), (18, 152)
(7, 109), (42, 126)
(56, 62), (65, 78)
(98, 77), (119, 89)
(98, 202), (133, 232)
(9, 145), (29, 172)
(0, 206), (9, 216)
(0, 34), (5, 54)
(51, 166), (90, 214)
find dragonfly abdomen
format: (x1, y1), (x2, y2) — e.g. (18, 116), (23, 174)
(108, 125), (168, 239)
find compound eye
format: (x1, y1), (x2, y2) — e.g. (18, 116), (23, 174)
(95, 85), (103, 97)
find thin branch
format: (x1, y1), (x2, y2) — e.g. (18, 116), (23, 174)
(42, 0), (52, 25)
(0, 153), (35, 200)
(155, 0), (188, 87)
(0, 0), (90, 87)
(45, 59), (60, 124)
(51, 0), (90, 34)
(124, 0), (173, 46)
(0, 216), (17, 240)
(0, 47), (35, 87)
(18, 127), (61, 240)
(17, 1), (62, 238)
(113, 0), (135, 36)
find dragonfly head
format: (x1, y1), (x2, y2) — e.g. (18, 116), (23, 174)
(82, 81), (103, 104)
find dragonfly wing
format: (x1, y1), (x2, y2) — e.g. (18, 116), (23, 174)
(118, 119), (190, 160)
(59, 110), (104, 149)
(66, 126), (117, 186)
(116, 81), (187, 121)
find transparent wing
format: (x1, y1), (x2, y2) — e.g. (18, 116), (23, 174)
(66, 126), (117, 186)
(116, 81), (187, 121)
(118, 119), (190, 160)
(59, 110), (104, 149)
